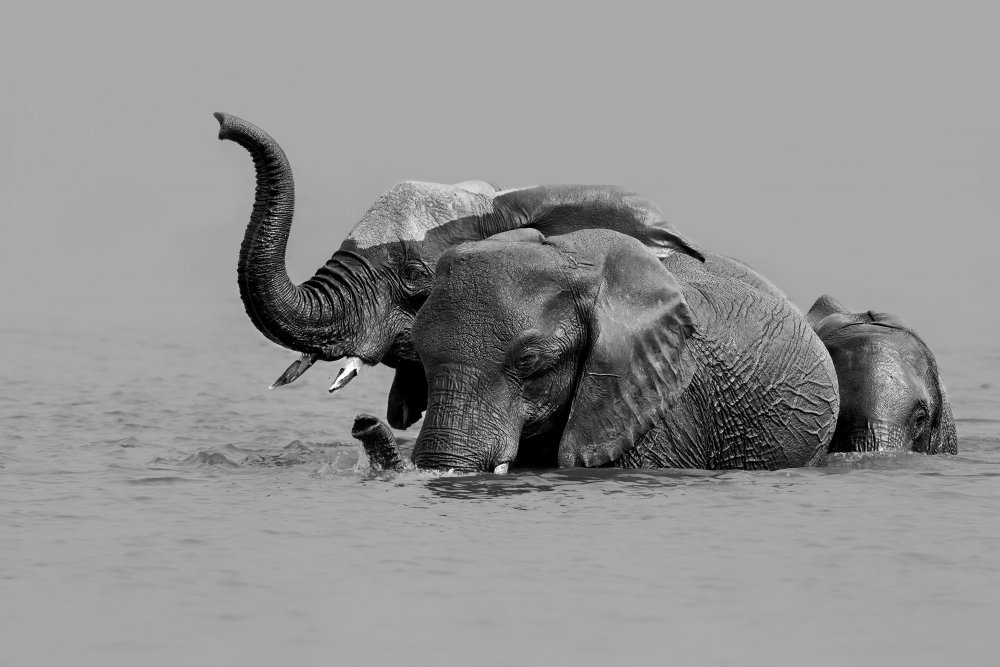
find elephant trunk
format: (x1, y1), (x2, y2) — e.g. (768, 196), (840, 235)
(412, 382), (521, 473)
(215, 112), (343, 354)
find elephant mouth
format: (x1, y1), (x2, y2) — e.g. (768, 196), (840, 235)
(411, 450), (512, 475)
(830, 422), (910, 453)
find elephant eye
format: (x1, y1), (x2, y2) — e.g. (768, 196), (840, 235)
(402, 261), (429, 284)
(911, 406), (930, 431)
(511, 346), (552, 378)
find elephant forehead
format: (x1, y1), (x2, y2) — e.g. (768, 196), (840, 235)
(425, 245), (573, 328)
(828, 326), (925, 361)
(346, 181), (492, 249)
(830, 331), (931, 394)
(441, 241), (570, 292)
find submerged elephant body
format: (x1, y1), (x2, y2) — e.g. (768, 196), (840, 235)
(806, 295), (957, 455)
(215, 113), (701, 429)
(409, 229), (840, 472)
(612, 253), (838, 469)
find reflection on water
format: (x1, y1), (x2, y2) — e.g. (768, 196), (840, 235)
(3, 317), (999, 666)
(423, 467), (729, 500)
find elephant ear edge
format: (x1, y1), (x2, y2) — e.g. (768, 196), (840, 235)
(930, 379), (958, 455)
(888, 320), (956, 455)
(493, 185), (705, 264)
(806, 294), (850, 332)
(928, 360), (958, 455)
(387, 362), (428, 429)
(454, 180), (502, 197)
(555, 235), (696, 468)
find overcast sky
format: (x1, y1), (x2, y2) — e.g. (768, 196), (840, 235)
(2, 0), (997, 351)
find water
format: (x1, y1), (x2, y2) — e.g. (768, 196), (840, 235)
(3, 304), (999, 666)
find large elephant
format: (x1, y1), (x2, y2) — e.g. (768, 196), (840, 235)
(406, 228), (840, 472)
(806, 295), (957, 455)
(214, 113), (703, 429)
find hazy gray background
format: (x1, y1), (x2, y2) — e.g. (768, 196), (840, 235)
(2, 0), (997, 352)
(4, 4), (1000, 664)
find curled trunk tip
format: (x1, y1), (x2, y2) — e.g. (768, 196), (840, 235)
(213, 111), (231, 139)
(213, 111), (251, 142)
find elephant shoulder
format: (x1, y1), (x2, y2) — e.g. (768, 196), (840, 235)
(666, 252), (796, 311)
(667, 259), (840, 467)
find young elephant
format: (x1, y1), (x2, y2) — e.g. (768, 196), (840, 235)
(407, 228), (840, 472)
(806, 295), (957, 455)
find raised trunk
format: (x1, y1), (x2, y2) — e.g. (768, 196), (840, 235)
(215, 112), (342, 354)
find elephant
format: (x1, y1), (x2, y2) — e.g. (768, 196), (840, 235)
(402, 227), (840, 472)
(214, 112), (704, 430)
(806, 295), (957, 455)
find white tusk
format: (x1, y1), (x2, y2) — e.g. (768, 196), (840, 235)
(329, 357), (365, 393)
(269, 352), (318, 389)
(492, 463), (509, 475)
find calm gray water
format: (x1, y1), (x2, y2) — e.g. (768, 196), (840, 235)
(3, 305), (999, 666)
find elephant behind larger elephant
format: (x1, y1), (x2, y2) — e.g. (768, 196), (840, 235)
(214, 112), (704, 431)
(807, 295), (957, 456)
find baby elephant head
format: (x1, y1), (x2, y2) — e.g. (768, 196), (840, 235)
(807, 295), (957, 455)
(410, 228), (698, 472)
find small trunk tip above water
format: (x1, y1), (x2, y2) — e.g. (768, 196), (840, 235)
(352, 414), (407, 472)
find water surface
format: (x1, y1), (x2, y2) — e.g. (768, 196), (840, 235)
(3, 307), (999, 666)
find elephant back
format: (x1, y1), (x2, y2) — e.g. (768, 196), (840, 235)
(641, 254), (840, 468)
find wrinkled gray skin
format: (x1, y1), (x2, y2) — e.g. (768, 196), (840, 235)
(214, 113), (702, 429)
(806, 295), (957, 455)
(407, 228), (840, 472)
(352, 414), (408, 472)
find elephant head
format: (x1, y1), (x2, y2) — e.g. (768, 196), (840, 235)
(806, 295), (957, 455)
(214, 113), (703, 429)
(410, 228), (699, 472)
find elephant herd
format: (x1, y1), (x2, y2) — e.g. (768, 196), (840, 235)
(215, 113), (957, 474)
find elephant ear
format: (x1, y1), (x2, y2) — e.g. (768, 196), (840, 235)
(882, 321), (957, 456)
(891, 322), (956, 455)
(454, 180), (502, 196)
(927, 361), (958, 455)
(864, 310), (913, 330)
(555, 235), (696, 468)
(488, 227), (545, 244)
(492, 185), (705, 262)
(387, 362), (428, 429)
(806, 294), (849, 330)
(930, 379), (958, 455)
